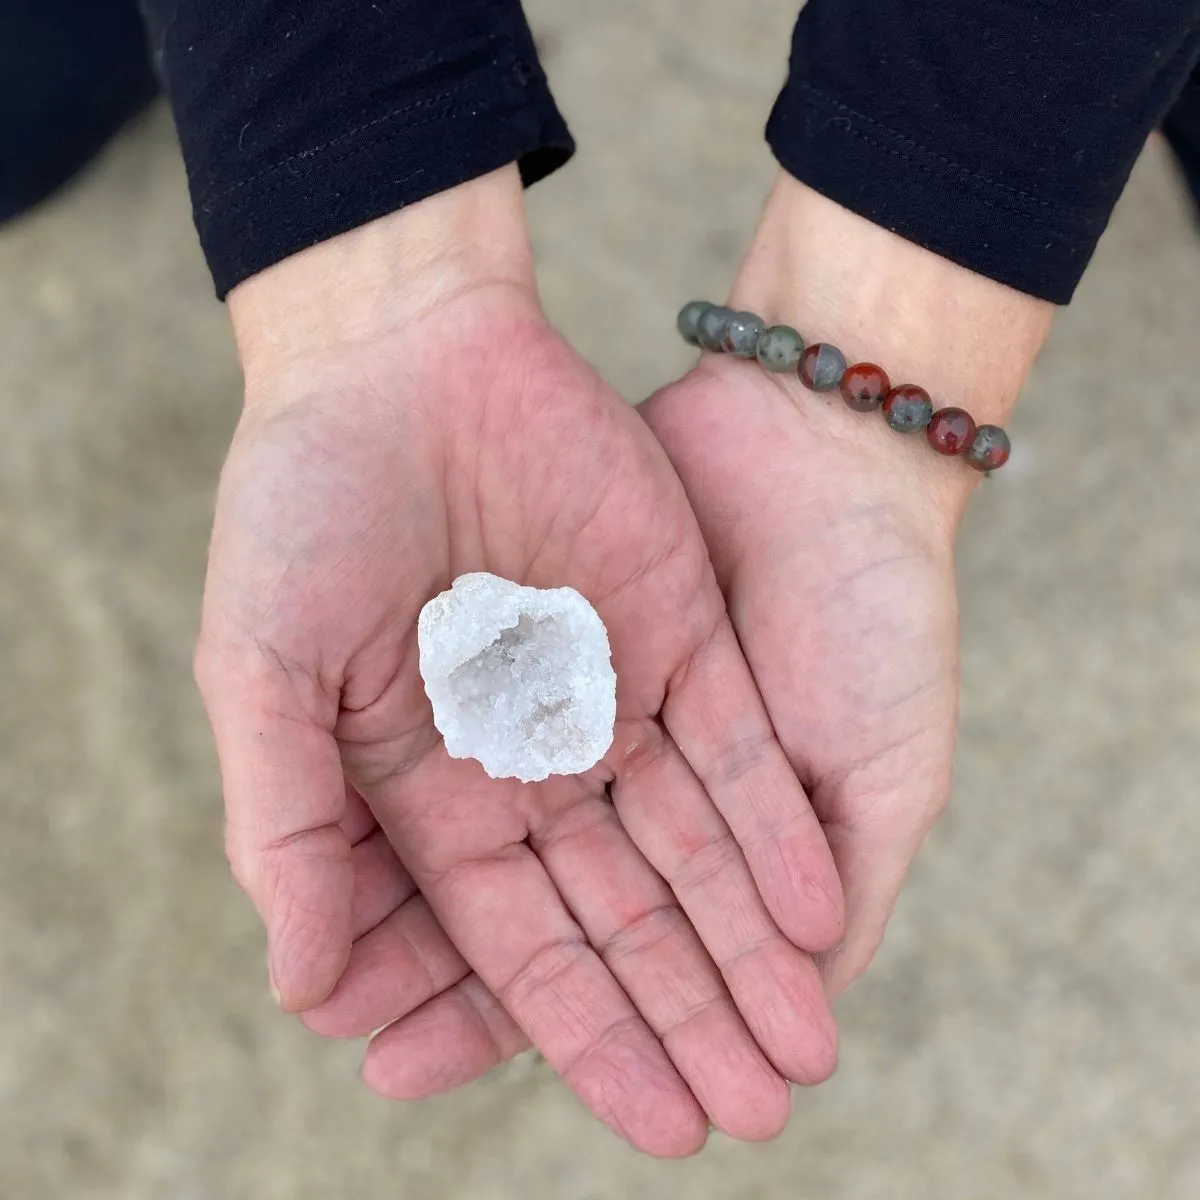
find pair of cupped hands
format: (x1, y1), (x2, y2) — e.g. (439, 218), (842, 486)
(194, 165), (1050, 1155)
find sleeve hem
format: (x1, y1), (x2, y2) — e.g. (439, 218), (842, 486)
(199, 83), (572, 298)
(766, 79), (1104, 305)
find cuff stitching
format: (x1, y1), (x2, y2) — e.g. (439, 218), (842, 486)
(792, 79), (1104, 230)
(200, 95), (520, 222)
(196, 79), (489, 213)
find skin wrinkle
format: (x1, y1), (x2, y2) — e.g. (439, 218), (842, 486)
(481, 362), (609, 584)
(597, 903), (693, 970)
(413, 840), (529, 893)
(494, 934), (593, 1017)
(524, 782), (617, 856)
(657, 993), (738, 1046)
(589, 534), (695, 631)
(690, 728), (777, 791)
(348, 832), (417, 941)
(710, 930), (782, 975)
(221, 740), (348, 895)
(338, 631), (422, 717)
(669, 826), (750, 901)
(263, 875), (350, 999)
(335, 726), (443, 792)
(559, 1013), (666, 1101)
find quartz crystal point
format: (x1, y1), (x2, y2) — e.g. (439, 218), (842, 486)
(417, 573), (617, 783)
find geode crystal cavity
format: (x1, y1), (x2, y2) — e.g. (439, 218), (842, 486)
(417, 573), (617, 783)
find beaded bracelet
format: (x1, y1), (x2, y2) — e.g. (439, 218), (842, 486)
(677, 301), (1011, 472)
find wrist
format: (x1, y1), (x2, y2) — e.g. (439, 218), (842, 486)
(726, 173), (1055, 518)
(227, 166), (537, 381)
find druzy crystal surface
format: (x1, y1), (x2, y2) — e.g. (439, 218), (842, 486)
(417, 573), (617, 783)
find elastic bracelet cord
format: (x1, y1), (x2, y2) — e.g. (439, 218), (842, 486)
(677, 302), (1011, 472)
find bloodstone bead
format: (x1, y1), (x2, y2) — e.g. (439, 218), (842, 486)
(755, 324), (805, 372)
(721, 311), (767, 358)
(696, 305), (735, 352)
(926, 407), (978, 455)
(964, 424), (1012, 471)
(840, 362), (891, 412)
(798, 343), (848, 392)
(882, 385), (934, 433)
(677, 300), (711, 346)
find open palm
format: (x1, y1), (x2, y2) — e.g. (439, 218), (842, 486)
(642, 351), (961, 999)
(195, 285), (844, 1153)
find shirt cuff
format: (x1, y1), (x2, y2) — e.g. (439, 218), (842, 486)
(150, 1), (573, 298)
(767, 1), (1200, 305)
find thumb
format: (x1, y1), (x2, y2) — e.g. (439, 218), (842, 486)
(195, 640), (353, 1012)
(814, 797), (941, 1001)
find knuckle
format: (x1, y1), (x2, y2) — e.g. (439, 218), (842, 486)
(673, 829), (741, 895)
(599, 903), (687, 968)
(706, 730), (776, 789)
(561, 1014), (645, 1085)
(497, 936), (590, 1012)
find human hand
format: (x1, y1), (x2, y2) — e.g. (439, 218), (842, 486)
(194, 168), (845, 1155)
(642, 176), (1055, 998)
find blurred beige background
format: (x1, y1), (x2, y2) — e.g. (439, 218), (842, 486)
(2, 2), (1199, 1197)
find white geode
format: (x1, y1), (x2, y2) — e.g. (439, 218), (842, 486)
(417, 573), (617, 783)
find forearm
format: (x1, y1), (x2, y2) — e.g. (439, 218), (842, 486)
(725, 173), (1055, 520)
(228, 166), (535, 379)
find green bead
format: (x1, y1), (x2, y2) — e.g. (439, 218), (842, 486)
(696, 305), (735, 352)
(799, 343), (849, 392)
(882, 386), (934, 433)
(721, 312), (767, 358)
(755, 325), (805, 372)
(676, 300), (711, 346)
(964, 425), (1012, 471)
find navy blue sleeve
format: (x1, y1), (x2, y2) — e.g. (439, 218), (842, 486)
(1164, 57), (1200, 223)
(767, 2), (1200, 303)
(139, 0), (573, 298)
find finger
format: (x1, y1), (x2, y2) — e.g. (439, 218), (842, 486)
(661, 619), (845, 953)
(349, 827), (419, 938)
(364, 975), (530, 1100)
(301, 893), (470, 1038)
(370, 757), (710, 1158)
(527, 777), (791, 1142)
(610, 720), (838, 1085)
(196, 646), (352, 1012)
(815, 806), (930, 1000)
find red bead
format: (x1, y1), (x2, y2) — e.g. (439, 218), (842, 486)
(926, 407), (978, 456)
(839, 363), (891, 412)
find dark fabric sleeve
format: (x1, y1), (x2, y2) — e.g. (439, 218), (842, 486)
(1164, 57), (1200, 222)
(766, 2), (1200, 304)
(138, 0), (573, 298)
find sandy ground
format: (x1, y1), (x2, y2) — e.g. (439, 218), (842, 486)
(3, 3), (1199, 1197)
